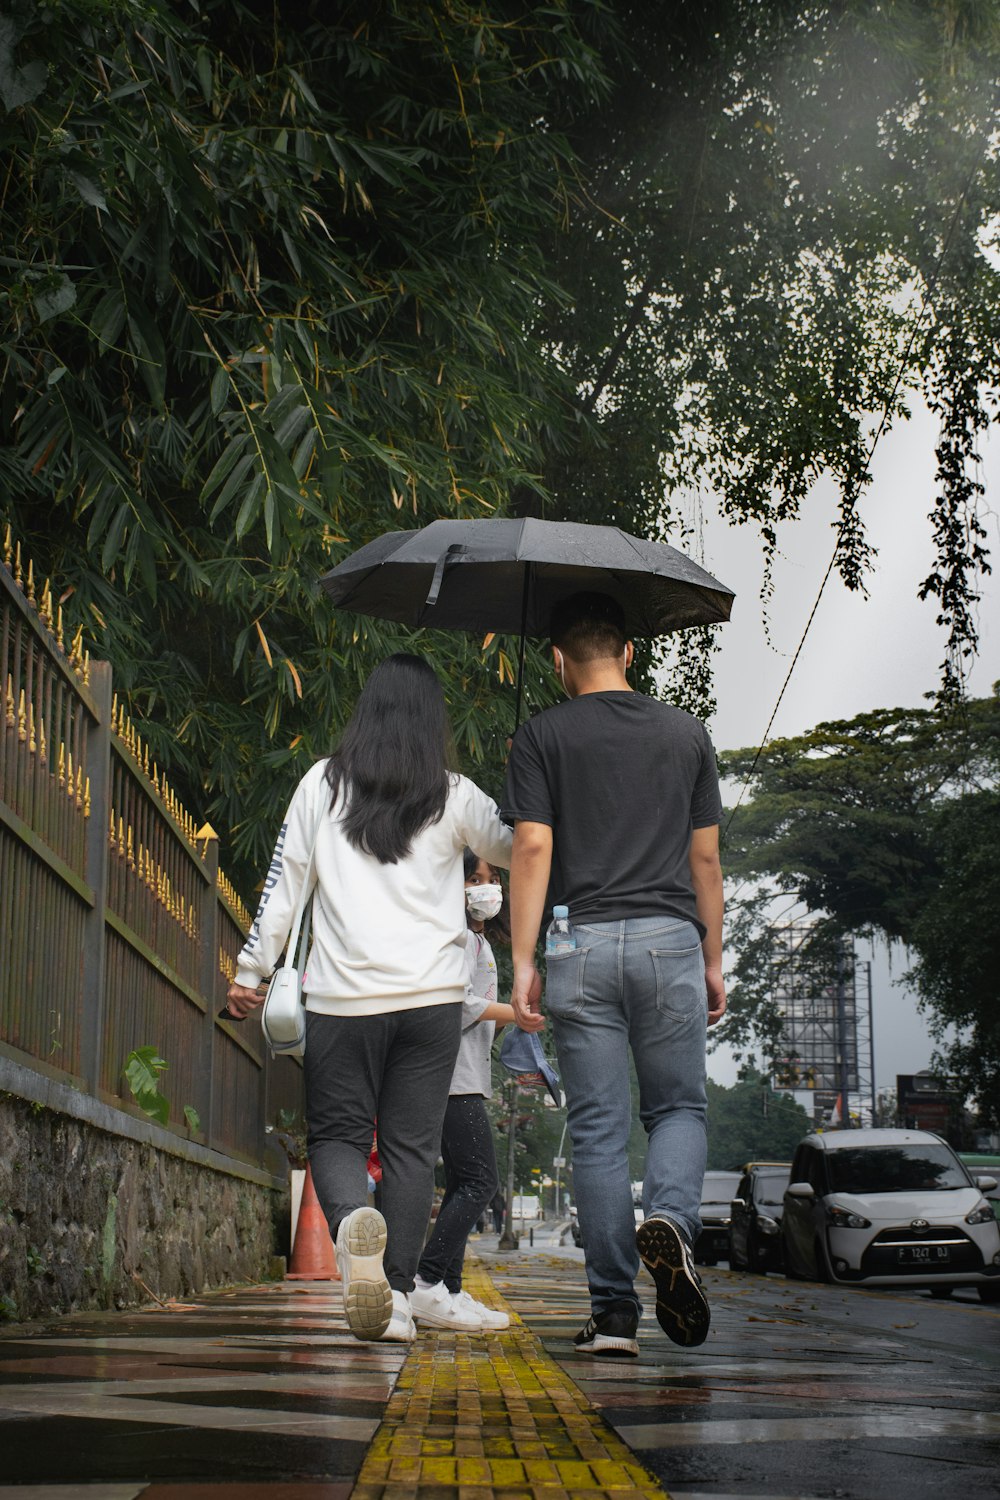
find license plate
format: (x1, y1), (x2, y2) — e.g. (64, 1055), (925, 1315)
(896, 1244), (950, 1264)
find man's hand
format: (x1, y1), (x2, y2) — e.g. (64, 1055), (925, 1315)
(511, 963), (545, 1032)
(224, 981), (266, 1019)
(705, 966), (726, 1027)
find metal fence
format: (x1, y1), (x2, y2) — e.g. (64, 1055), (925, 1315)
(0, 527), (304, 1170)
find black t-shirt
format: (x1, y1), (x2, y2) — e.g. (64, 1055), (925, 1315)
(501, 691), (722, 934)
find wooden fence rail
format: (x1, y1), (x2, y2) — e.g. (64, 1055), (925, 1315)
(0, 527), (304, 1171)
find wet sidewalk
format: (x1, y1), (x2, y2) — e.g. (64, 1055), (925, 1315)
(3, 1241), (1000, 1499)
(0, 1246), (662, 1500)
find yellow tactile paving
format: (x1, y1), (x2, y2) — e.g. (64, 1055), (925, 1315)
(349, 1261), (671, 1500)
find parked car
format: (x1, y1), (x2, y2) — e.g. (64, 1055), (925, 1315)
(693, 1170), (742, 1266)
(960, 1155), (1000, 1222)
(568, 1201), (642, 1249)
(728, 1162), (791, 1272)
(781, 1128), (1000, 1301)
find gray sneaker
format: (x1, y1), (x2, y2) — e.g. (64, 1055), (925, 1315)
(636, 1216), (711, 1348)
(336, 1207), (392, 1341)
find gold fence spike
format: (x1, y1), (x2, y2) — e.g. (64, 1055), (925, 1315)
(17, 689), (26, 742)
(108, 806), (116, 847)
(26, 558), (35, 605)
(28, 701), (36, 754)
(152, 762), (159, 795)
(75, 764), (83, 811)
(14, 540), (23, 589)
(70, 624), (83, 665)
(117, 814), (125, 856)
(84, 775), (91, 818)
(83, 649), (90, 687)
(5, 674), (14, 726)
(58, 741), (65, 785)
(126, 824), (135, 869)
(2, 522), (11, 570)
(38, 715), (47, 764)
(40, 580), (52, 628)
(56, 604), (64, 652)
(143, 744), (150, 776)
(66, 748), (75, 799)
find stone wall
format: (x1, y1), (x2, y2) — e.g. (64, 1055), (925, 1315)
(0, 1092), (287, 1321)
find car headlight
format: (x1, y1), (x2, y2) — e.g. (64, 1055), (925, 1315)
(756, 1215), (780, 1235)
(966, 1201), (996, 1225)
(826, 1205), (872, 1229)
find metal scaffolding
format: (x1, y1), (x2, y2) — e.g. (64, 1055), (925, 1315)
(769, 921), (875, 1126)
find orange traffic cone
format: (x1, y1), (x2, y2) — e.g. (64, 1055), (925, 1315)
(287, 1163), (340, 1280)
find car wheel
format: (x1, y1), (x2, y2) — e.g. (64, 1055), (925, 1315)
(978, 1283), (1000, 1304)
(929, 1286), (954, 1299)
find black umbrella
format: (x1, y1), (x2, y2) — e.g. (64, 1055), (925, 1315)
(320, 517), (734, 724)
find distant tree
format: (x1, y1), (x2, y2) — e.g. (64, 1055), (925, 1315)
(719, 689), (1000, 1123)
(540, 1), (1000, 708)
(706, 1072), (811, 1171)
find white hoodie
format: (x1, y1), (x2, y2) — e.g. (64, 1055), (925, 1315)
(234, 759), (512, 1016)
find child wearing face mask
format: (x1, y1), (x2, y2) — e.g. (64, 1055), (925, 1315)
(408, 849), (517, 1332)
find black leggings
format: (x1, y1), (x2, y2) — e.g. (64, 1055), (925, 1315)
(417, 1094), (499, 1292)
(304, 1003), (462, 1293)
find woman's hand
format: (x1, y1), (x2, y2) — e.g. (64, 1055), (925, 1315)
(224, 981), (266, 1019)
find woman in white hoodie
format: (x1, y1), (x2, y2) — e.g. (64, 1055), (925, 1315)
(225, 655), (512, 1343)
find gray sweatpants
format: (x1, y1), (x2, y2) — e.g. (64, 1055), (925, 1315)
(303, 1002), (463, 1292)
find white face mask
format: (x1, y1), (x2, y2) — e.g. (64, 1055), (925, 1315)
(466, 883), (503, 920)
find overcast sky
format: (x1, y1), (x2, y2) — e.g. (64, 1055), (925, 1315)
(681, 401), (999, 1092)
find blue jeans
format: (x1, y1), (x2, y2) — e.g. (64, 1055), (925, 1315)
(546, 916), (708, 1316)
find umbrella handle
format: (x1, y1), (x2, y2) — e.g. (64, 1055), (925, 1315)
(424, 543), (469, 609)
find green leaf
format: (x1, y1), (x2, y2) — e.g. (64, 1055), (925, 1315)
(195, 46), (213, 106)
(68, 171), (107, 211)
(183, 1104), (201, 1133)
(210, 366), (229, 415)
(0, 16), (46, 112)
(123, 1046), (168, 1095)
(33, 273), (75, 323)
(134, 1088), (170, 1126)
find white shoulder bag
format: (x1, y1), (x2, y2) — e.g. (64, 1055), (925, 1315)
(261, 800), (325, 1060)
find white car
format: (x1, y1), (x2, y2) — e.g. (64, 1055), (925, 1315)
(781, 1127), (1000, 1302)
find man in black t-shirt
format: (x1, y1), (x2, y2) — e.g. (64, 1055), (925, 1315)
(503, 592), (725, 1357)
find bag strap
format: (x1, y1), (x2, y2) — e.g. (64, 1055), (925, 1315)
(284, 794), (326, 977)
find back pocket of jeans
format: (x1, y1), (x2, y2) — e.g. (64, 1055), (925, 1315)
(648, 943), (706, 1022)
(544, 947), (589, 1018)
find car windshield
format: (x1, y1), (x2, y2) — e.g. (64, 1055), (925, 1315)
(753, 1171), (790, 1207)
(826, 1145), (971, 1195)
(701, 1174), (741, 1207)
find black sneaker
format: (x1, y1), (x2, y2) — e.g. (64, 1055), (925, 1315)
(573, 1299), (639, 1357)
(636, 1216), (711, 1348)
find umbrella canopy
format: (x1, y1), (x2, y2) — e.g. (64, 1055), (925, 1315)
(319, 518), (734, 637)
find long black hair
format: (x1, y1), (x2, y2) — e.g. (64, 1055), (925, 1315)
(325, 654), (454, 864)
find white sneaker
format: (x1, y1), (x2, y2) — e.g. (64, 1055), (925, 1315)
(409, 1279), (484, 1330)
(452, 1288), (509, 1329)
(336, 1207), (392, 1341)
(374, 1289), (416, 1343)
